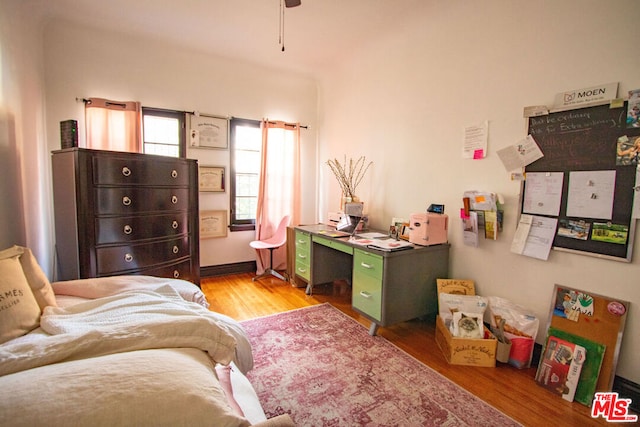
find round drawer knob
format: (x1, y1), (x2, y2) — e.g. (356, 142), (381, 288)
(123, 225), (133, 235)
(122, 166), (131, 177)
(122, 196), (132, 206)
(171, 195), (178, 204)
(172, 245), (179, 254)
(173, 270), (180, 278)
(124, 253), (134, 263)
(172, 220), (179, 229)
(171, 170), (178, 179)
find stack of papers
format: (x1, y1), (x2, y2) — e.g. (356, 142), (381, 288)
(366, 239), (414, 252)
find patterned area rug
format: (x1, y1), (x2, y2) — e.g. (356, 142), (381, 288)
(242, 303), (522, 426)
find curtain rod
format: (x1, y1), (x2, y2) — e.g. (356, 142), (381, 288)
(188, 112), (308, 129)
(266, 120), (308, 129)
(75, 99), (309, 129)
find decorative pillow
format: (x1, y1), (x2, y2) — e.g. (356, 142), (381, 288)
(0, 255), (42, 344)
(0, 246), (57, 310)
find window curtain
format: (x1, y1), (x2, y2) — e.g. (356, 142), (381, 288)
(84, 98), (142, 152)
(254, 120), (301, 275)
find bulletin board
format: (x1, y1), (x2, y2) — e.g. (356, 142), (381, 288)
(523, 101), (639, 261)
(545, 284), (629, 394)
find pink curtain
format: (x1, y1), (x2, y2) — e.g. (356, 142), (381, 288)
(254, 120), (301, 274)
(84, 98), (142, 152)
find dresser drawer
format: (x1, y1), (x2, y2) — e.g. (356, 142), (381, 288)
(93, 156), (191, 186)
(95, 213), (189, 244)
(352, 269), (382, 321)
(96, 236), (191, 275)
(136, 259), (195, 283)
(353, 249), (383, 280)
(95, 188), (190, 214)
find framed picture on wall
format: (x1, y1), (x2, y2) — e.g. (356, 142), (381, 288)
(199, 166), (225, 192)
(200, 210), (227, 238)
(189, 114), (228, 149)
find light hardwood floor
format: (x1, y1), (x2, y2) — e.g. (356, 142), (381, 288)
(201, 273), (612, 427)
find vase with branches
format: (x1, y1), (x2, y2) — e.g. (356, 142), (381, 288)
(326, 155), (373, 202)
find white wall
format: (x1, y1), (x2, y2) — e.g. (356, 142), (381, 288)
(42, 20), (318, 269)
(0, 1), (53, 274)
(318, 0), (640, 382)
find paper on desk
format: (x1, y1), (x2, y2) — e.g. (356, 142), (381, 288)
(496, 135), (544, 172)
(357, 232), (388, 239)
(511, 214), (557, 260)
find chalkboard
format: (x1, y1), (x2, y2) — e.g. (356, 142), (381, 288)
(523, 102), (639, 261)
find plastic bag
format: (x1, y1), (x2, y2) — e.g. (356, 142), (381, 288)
(486, 296), (539, 369)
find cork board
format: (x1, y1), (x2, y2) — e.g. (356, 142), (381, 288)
(545, 284), (629, 392)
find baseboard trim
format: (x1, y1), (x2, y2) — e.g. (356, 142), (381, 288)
(200, 261), (256, 278)
(613, 375), (640, 413)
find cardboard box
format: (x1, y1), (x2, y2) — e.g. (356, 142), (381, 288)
(435, 278), (497, 367)
(435, 315), (498, 367)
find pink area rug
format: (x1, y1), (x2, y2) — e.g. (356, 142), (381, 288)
(242, 303), (522, 426)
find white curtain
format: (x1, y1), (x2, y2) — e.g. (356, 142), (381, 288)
(254, 120), (301, 274)
(84, 98), (142, 152)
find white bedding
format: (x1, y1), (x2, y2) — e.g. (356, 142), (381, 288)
(0, 276), (279, 427)
(0, 285), (238, 376)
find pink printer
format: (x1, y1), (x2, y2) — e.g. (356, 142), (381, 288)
(409, 213), (448, 246)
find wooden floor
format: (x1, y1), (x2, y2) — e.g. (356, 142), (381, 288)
(201, 273), (611, 427)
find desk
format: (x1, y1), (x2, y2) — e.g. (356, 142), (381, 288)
(294, 224), (449, 335)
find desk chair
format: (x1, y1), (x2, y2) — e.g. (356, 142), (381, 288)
(250, 215), (290, 282)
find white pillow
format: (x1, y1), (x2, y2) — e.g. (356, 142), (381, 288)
(0, 255), (42, 344)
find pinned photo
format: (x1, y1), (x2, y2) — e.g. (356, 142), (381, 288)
(557, 219), (590, 241)
(616, 135), (640, 165)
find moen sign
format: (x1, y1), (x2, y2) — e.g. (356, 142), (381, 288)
(553, 82), (618, 110)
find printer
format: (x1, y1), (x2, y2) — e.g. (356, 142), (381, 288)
(326, 212), (368, 231)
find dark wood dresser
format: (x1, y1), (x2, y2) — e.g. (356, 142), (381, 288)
(51, 148), (200, 285)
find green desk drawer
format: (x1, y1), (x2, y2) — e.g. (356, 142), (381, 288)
(295, 231), (311, 255)
(353, 249), (383, 279)
(353, 269), (382, 321)
(295, 231), (311, 280)
(312, 235), (353, 255)
(295, 261), (310, 281)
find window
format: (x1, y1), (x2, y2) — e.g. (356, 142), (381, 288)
(142, 107), (186, 157)
(230, 118), (261, 231)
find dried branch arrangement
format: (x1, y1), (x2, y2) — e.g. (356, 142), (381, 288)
(326, 156), (373, 199)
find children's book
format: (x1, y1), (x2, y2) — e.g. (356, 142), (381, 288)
(535, 335), (587, 402)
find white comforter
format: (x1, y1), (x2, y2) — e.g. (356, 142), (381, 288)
(0, 285), (240, 377)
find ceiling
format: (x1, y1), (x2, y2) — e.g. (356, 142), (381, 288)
(36, 0), (432, 77)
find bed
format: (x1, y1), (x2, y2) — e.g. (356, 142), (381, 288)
(0, 246), (293, 427)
